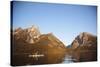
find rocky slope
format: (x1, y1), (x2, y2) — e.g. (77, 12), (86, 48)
(71, 32), (97, 49)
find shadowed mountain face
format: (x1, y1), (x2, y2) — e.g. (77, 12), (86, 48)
(70, 32), (97, 62)
(11, 26), (66, 66)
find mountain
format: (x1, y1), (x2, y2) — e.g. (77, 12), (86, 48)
(70, 32), (97, 62)
(71, 32), (97, 49)
(11, 26), (66, 66)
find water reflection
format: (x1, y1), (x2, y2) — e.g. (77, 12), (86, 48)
(12, 50), (97, 66)
(62, 55), (74, 63)
(28, 51), (44, 61)
(12, 51), (67, 66)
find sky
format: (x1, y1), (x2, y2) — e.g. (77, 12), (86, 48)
(12, 1), (97, 46)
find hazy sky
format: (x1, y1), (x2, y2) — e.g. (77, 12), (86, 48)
(12, 1), (97, 46)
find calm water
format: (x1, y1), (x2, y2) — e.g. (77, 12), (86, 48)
(12, 50), (97, 66)
(62, 55), (75, 63)
(12, 53), (75, 66)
